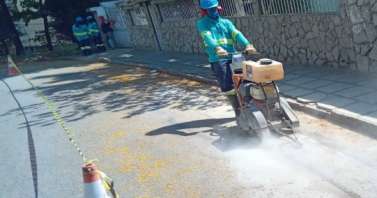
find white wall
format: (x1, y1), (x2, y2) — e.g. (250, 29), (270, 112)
(89, 6), (108, 19)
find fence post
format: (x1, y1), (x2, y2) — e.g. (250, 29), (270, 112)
(234, 0), (246, 16)
(250, 0), (260, 15)
(194, 0), (202, 18)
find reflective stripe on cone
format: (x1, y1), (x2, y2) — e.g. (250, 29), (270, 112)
(7, 55), (19, 75)
(82, 163), (110, 198)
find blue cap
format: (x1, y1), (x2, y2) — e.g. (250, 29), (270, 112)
(76, 17), (83, 22)
(200, 0), (218, 9)
(86, 16), (93, 20)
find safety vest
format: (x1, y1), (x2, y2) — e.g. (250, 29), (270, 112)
(72, 23), (90, 41)
(197, 16), (250, 63)
(88, 22), (100, 37)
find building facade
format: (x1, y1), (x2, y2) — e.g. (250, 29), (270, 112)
(89, 0), (377, 73)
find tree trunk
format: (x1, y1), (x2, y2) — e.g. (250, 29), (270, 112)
(12, 35), (24, 55)
(39, 0), (53, 51)
(42, 14), (53, 51)
(1, 38), (9, 55)
(0, 0), (25, 55)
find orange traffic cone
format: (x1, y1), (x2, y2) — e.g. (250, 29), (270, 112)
(82, 163), (111, 198)
(7, 55), (19, 75)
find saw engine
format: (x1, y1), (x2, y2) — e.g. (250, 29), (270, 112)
(230, 52), (300, 140)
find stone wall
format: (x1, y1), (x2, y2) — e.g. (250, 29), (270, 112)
(349, 0), (377, 73)
(119, 0), (377, 73)
(232, 4), (355, 70)
(160, 19), (206, 54)
(120, 5), (159, 51)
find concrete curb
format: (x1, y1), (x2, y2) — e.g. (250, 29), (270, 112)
(103, 58), (377, 137)
(282, 94), (377, 139)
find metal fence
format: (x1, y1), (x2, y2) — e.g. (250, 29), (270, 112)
(259, 0), (340, 15)
(158, 0), (198, 22)
(218, 0), (254, 17)
(106, 7), (133, 47)
(149, 0), (339, 22)
(130, 7), (148, 25)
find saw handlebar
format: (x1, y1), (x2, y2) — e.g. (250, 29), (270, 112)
(228, 51), (261, 56)
(228, 51), (262, 62)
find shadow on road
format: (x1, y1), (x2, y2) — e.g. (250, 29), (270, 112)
(2, 61), (227, 129)
(145, 118), (235, 136)
(2, 80), (38, 198)
(145, 118), (262, 152)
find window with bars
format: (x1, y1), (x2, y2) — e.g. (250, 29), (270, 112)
(259, 0), (339, 15)
(130, 7), (148, 25)
(158, 0), (198, 22)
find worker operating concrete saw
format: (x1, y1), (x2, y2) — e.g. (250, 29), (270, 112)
(197, 0), (257, 118)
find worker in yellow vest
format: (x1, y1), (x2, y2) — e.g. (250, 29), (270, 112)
(87, 16), (106, 52)
(72, 17), (92, 56)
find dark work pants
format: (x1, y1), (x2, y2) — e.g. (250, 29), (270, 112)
(79, 39), (92, 56)
(210, 60), (235, 93)
(92, 35), (106, 52)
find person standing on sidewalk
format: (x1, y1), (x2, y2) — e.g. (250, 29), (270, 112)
(197, 0), (257, 117)
(87, 16), (106, 53)
(72, 17), (92, 56)
(98, 15), (117, 50)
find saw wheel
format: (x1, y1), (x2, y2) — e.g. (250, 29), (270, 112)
(236, 107), (271, 140)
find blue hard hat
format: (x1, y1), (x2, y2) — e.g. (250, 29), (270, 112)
(200, 0), (218, 9)
(76, 17), (83, 22)
(86, 16), (93, 20)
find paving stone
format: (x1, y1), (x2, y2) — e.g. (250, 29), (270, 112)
(355, 91), (377, 104)
(357, 78), (377, 87)
(177, 67), (197, 72)
(337, 75), (368, 83)
(321, 73), (352, 81)
(306, 70), (334, 78)
(316, 83), (354, 93)
(291, 67), (320, 75)
(334, 86), (374, 98)
(278, 84), (298, 92)
(282, 88), (314, 98)
(160, 63), (181, 68)
(317, 97), (356, 110)
(284, 77), (317, 85)
(274, 81), (283, 86)
(299, 80), (334, 89)
(298, 92), (329, 103)
(282, 74), (301, 81)
(283, 66), (306, 73)
(192, 63), (209, 66)
(333, 102), (377, 117)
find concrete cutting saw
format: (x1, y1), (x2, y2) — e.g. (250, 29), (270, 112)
(229, 51), (300, 140)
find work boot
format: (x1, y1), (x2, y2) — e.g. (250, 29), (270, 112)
(226, 94), (241, 117)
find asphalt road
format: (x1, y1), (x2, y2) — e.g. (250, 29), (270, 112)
(1, 60), (377, 198)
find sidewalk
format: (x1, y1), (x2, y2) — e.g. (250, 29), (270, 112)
(72, 49), (377, 136)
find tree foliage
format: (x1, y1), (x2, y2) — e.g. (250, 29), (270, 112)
(13, 0), (54, 51)
(11, 0), (40, 24)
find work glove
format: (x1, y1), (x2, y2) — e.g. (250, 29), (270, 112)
(215, 46), (228, 58)
(245, 44), (257, 55)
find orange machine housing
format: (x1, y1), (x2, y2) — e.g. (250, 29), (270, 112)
(242, 59), (284, 83)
